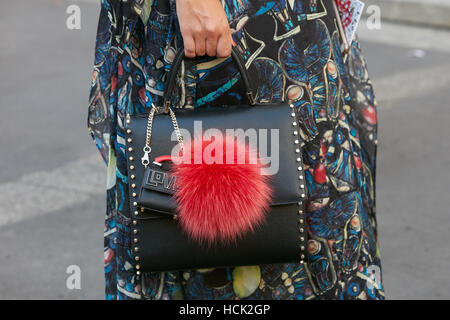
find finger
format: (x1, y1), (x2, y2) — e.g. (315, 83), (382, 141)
(206, 35), (218, 57)
(183, 35), (196, 58)
(194, 35), (206, 56)
(216, 32), (232, 58)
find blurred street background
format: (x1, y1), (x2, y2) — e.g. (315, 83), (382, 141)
(1, 0), (450, 299)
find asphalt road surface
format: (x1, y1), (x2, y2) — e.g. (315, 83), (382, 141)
(1, 0), (450, 299)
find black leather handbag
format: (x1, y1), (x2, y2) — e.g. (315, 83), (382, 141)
(125, 48), (307, 274)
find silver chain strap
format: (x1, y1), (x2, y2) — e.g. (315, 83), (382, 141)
(141, 103), (184, 167)
(169, 107), (184, 152)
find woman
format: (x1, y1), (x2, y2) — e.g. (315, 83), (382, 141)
(88, 0), (384, 300)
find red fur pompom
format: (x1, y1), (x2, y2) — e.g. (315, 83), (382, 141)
(172, 134), (272, 245)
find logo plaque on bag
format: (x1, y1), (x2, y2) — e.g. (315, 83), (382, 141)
(143, 165), (177, 194)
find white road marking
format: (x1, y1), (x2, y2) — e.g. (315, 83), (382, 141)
(373, 63), (450, 106)
(0, 155), (105, 228)
(358, 19), (450, 54)
(356, 19), (450, 105)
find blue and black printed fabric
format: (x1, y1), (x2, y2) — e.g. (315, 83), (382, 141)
(88, 0), (384, 300)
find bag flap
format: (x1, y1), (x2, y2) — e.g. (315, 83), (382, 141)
(126, 104), (306, 216)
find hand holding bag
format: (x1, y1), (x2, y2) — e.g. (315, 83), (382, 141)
(125, 48), (308, 273)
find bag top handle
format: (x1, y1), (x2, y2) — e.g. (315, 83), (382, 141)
(162, 47), (256, 113)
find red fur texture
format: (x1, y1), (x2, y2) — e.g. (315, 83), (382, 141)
(172, 134), (273, 245)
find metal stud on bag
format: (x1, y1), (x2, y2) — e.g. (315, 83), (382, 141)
(126, 113), (141, 274)
(290, 103), (307, 265)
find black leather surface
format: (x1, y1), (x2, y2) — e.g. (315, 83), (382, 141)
(137, 203), (299, 271)
(125, 103), (307, 272)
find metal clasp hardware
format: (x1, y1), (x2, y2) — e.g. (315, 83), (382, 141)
(141, 104), (184, 169)
(141, 146), (151, 167)
(247, 91), (256, 106)
(164, 100), (171, 114)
